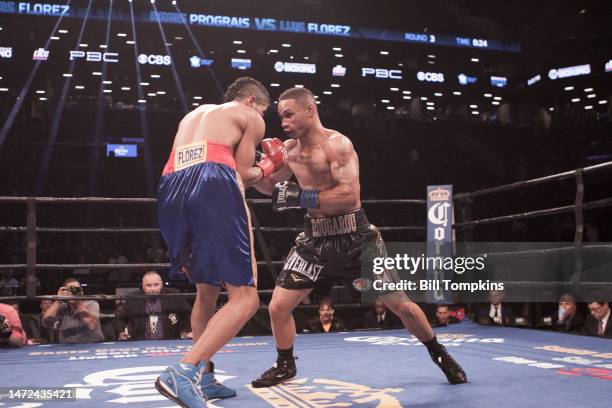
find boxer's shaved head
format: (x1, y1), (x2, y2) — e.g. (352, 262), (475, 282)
(278, 87), (320, 139)
(224, 76), (270, 105)
(279, 87), (316, 107)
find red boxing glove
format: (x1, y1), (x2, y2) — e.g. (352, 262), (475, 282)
(257, 138), (287, 178)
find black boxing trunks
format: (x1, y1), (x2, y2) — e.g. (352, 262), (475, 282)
(276, 209), (399, 294)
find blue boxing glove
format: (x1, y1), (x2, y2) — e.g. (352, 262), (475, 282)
(272, 181), (320, 211)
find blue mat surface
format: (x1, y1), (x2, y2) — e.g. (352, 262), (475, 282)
(1, 321), (611, 407)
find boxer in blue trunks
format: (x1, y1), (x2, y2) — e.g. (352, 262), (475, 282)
(155, 77), (288, 407)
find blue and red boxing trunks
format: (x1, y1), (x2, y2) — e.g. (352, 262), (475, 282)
(157, 141), (256, 287)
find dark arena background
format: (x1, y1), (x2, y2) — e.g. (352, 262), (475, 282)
(0, 1), (611, 407)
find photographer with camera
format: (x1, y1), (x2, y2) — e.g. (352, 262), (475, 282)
(0, 302), (26, 347)
(41, 278), (104, 344)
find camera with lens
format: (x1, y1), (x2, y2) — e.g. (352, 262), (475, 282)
(0, 314), (12, 339)
(68, 286), (83, 296)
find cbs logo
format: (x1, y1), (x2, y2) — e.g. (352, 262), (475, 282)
(138, 54), (172, 66)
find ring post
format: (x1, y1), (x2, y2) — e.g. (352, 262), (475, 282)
(26, 197), (37, 299)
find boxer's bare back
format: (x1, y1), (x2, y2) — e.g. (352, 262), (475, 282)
(171, 101), (267, 187)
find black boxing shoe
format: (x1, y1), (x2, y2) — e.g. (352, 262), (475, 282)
(251, 358), (297, 388)
(429, 344), (467, 384)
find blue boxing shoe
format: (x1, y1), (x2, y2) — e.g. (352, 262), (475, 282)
(199, 361), (237, 399)
(155, 362), (206, 408)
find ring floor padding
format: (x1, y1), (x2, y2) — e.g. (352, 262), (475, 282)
(1, 321), (611, 407)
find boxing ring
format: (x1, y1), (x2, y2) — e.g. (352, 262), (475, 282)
(1, 161), (612, 407)
(1, 322), (611, 407)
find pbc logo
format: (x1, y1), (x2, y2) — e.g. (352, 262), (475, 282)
(361, 67), (402, 79)
(69, 51), (118, 62)
(0, 47), (12, 58)
(138, 54), (171, 66)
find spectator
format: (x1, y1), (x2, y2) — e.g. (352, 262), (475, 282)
(19, 275), (41, 295)
(103, 303), (130, 341)
(431, 305), (461, 327)
(476, 290), (513, 326)
(552, 294), (584, 333)
(363, 300), (401, 329)
(12, 299), (53, 345)
(124, 271), (192, 340)
(584, 222), (600, 242)
(40, 299), (53, 313)
(304, 298), (347, 333)
(38, 299), (57, 343)
(96, 237), (112, 258)
(72, 255), (91, 276)
(108, 246), (135, 285)
(6, 301), (38, 344)
(0, 269), (19, 297)
(76, 236), (94, 259)
(6, 300), (19, 313)
(108, 249), (128, 265)
(146, 238), (166, 263)
(41, 278), (105, 344)
(0, 302), (26, 347)
(583, 298), (611, 338)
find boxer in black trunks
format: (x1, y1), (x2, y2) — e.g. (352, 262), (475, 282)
(252, 87), (467, 387)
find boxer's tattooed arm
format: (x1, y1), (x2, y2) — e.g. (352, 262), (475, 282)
(319, 134), (360, 212)
(331, 158), (354, 187)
